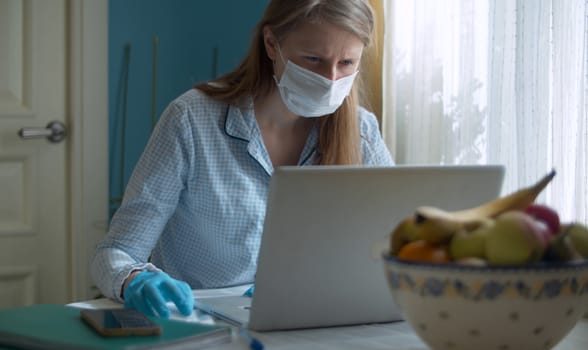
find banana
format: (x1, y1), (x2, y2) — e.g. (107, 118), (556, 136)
(415, 169), (556, 223)
(390, 215), (463, 251)
(413, 215), (493, 244)
(390, 214), (491, 250)
(391, 169), (556, 255)
(413, 215), (464, 243)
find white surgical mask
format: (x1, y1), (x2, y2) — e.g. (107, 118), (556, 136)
(273, 48), (358, 117)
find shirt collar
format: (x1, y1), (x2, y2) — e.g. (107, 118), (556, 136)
(224, 98), (274, 174)
(223, 97), (319, 171)
(224, 99), (256, 141)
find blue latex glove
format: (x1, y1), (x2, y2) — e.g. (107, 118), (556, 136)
(124, 270), (194, 318)
(243, 285), (255, 297)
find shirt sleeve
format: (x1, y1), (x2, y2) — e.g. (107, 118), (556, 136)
(90, 100), (195, 302)
(358, 108), (395, 166)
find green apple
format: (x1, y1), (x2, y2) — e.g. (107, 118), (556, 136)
(566, 222), (588, 258)
(390, 216), (421, 255)
(449, 220), (494, 260)
(485, 211), (548, 266)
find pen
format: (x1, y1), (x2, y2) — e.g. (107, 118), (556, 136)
(239, 327), (264, 350)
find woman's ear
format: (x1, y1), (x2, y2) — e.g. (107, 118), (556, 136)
(262, 26), (278, 62)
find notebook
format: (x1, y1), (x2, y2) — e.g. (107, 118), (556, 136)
(0, 304), (231, 350)
(194, 165), (505, 331)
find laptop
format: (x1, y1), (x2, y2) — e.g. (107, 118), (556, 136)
(194, 165), (505, 331)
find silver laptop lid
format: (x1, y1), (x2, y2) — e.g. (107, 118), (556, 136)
(249, 165), (505, 331)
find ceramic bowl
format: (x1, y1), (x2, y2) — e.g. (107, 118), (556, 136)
(383, 256), (588, 350)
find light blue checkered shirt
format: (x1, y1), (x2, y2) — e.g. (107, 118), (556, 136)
(91, 89), (394, 301)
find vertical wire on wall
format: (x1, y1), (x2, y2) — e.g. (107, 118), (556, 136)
(119, 44), (130, 202)
(151, 36), (159, 131)
(211, 46), (219, 79)
(109, 43), (131, 217)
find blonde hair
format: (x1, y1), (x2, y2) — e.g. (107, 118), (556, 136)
(196, 0), (375, 165)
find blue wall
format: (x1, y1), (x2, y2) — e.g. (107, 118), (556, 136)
(109, 0), (268, 216)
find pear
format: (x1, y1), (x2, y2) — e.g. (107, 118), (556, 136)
(566, 222), (588, 258)
(449, 220), (494, 260)
(485, 211), (548, 266)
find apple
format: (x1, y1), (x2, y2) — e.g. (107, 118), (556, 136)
(390, 216), (421, 255)
(449, 220), (494, 260)
(485, 211), (548, 265)
(524, 204), (561, 235)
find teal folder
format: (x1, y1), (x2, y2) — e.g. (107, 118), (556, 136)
(0, 304), (231, 350)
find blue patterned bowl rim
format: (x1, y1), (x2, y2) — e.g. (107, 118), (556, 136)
(382, 254), (588, 272)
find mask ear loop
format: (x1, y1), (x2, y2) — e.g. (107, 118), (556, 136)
(272, 40), (288, 86)
(266, 30), (285, 68)
(275, 42), (287, 66)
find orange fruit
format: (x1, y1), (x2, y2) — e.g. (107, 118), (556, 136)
(397, 239), (450, 263)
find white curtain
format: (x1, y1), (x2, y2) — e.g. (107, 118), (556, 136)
(382, 0), (588, 223)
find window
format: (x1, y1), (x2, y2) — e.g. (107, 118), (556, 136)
(382, 0), (588, 222)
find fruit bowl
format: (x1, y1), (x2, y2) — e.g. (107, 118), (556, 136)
(383, 255), (588, 350)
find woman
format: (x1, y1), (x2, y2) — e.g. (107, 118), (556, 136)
(91, 0), (393, 318)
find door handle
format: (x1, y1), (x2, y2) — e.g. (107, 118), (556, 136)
(18, 121), (67, 143)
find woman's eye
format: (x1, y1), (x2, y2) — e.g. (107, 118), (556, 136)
(304, 56), (321, 63)
(340, 59), (354, 66)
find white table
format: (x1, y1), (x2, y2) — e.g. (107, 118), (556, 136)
(70, 286), (588, 350)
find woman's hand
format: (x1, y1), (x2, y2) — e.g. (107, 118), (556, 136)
(123, 270), (194, 318)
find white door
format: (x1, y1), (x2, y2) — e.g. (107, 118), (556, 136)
(0, 0), (70, 306)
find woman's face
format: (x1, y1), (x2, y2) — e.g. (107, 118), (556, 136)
(265, 21), (365, 81)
